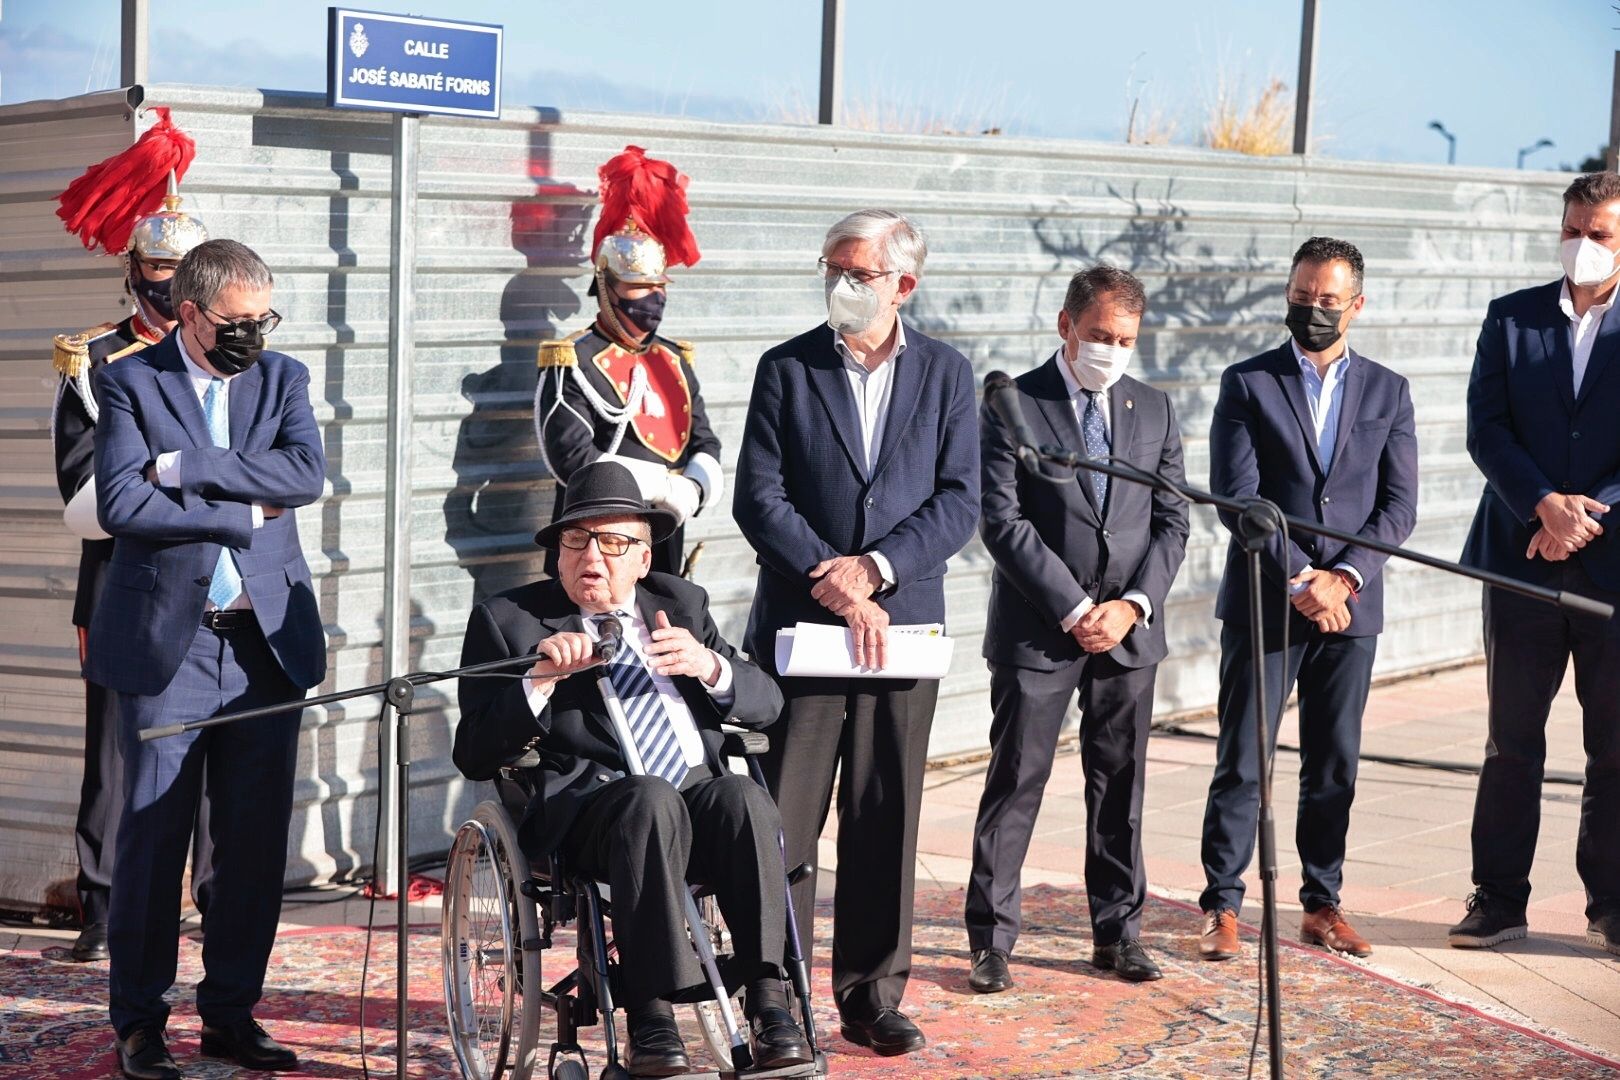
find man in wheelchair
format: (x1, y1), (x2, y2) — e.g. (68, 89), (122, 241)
(453, 461), (812, 1077)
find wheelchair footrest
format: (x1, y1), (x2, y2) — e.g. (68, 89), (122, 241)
(723, 1052), (830, 1079)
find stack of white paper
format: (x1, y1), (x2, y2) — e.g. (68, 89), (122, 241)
(774, 621), (954, 679)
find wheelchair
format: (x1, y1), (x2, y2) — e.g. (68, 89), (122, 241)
(441, 728), (829, 1080)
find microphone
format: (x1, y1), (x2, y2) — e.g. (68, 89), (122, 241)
(593, 615), (623, 662)
(983, 370), (1041, 465)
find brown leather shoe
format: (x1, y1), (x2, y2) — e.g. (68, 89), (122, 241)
(1199, 909), (1241, 960)
(1300, 904), (1372, 957)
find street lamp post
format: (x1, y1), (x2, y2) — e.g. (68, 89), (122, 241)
(1517, 138), (1554, 169)
(1429, 120), (1457, 165)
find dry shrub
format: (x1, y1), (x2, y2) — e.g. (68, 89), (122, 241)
(1204, 77), (1293, 156)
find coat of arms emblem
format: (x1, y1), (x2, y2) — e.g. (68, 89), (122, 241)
(348, 22), (370, 59)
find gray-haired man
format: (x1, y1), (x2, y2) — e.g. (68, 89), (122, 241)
(734, 209), (980, 1055)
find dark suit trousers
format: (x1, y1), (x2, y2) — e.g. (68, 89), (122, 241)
(76, 639), (212, 926)
(1200, 621), (1376, 915)
(108, 621), (301, 1038)
(760, 676), (937, 1018)
(967, 654), (1157, 952)
(561, 772), (787, 1010)
(1476, 563), (1620, 916)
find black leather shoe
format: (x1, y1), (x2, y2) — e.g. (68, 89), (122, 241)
(199, 1018), (298, 1071)
(968, 947), (1013, 993)
(1588, 910), (1620, 956)
(839, 1007), (926, 1057)
(1092, 939), (1164, 982)
(750, 1005), (813, 1069)
(71, 921), (109, 962)
(117, 1026), (181, 1080)
(623, 1004), (690, 1078)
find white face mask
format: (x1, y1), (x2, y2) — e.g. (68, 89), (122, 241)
(825, 273), (882, 335)
(1560, 236), (1620, 288)
(1067, 338), (1133, 393)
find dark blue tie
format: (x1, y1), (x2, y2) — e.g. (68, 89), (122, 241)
(596, 613), (687, 786)
(1082, 390), (1110, 508)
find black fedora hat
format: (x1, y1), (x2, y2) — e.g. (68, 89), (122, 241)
(535, 460), (678, 548)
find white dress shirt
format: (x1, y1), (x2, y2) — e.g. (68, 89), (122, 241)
(1559, 279), (1619, 396)
(831, 320), (909, 588)
(1053, 347), (1153, 633)
(1287, 338), (1363, 593)
(522, 596), (735, 772)
(156, 333), (261, 609)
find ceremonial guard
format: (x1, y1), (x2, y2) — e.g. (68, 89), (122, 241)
(535, 146), (723, 576)
(50, 109), (212, 963)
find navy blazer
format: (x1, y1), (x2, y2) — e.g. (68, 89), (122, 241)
(1462, 279), (1620, 591)
(85, 334), (328, 696)
(452, 573), (785, 856)
(1209, 342), (1419, 637)
(733, 321), (980, 664)
(981, 356), (1189, 671)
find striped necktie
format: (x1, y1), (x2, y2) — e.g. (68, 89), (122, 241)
(203, 378), (244, 610)
(595, 613), (687, 786)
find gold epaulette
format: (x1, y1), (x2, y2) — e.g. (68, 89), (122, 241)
(538, 326), (594, 369)
(674, 339), (696, 366)
(52, 323), (117, 379)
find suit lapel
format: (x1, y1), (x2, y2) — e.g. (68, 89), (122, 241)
(1102, 377), (1138, 525)
(1574, 301), (1620, 409)
(1030, 354), (1101, 524)
(804, 330), (866, 477)
(227, 365), (264, 448)
(1324, 351), (1366, 480)
(870, 332), (926, 480)
(156, 366), (213, 450)
(1541, 322), (1577, 414)
(1272, 345), (1325, 477)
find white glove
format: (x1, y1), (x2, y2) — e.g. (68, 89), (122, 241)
(63, 478), (110, 541)
(682, 452), (724, 515)
(595, 454), (671, 505)
(660, 474), (701, 526)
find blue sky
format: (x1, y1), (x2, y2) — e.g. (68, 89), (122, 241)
(1, 0), (1612, 169)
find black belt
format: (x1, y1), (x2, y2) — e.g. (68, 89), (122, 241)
(201, 609), (256, 631)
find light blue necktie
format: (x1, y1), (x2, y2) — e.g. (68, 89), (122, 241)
(203, 378), (243, 610)
(1082, 390), (1110, 508)
(596, 613), (687, 786)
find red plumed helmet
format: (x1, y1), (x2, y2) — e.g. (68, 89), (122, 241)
(591, 145), (700, 282)
(55, 107), (197, 255)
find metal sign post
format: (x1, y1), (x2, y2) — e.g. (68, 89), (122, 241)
(327, 5), (504, 896)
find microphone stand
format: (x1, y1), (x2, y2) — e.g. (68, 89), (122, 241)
(139, 648), (551, 1080)
(1007, 438), (1612, 1080)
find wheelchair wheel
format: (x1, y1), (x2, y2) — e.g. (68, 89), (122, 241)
(691, 894), (748, 1070)
(443, 800), (544, 1080)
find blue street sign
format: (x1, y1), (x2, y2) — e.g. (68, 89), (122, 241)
(327, 8), (503, 119)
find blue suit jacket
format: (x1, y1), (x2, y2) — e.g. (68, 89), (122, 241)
(980, 357), (1189, 671)
(1462, 279), (1620, 591)
(733, 321), (980, 665)
(1209, 342), (1419, 636)
(86, 333), (328, 696)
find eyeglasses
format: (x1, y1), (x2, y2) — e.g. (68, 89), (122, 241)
(817, 257), (898, 287)
(1287, 292), (1360, 313)
(200, 303), (282, 335)
(557, 527), (647, 557)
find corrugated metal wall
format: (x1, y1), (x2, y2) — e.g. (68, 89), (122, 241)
(0, 83), (1566, 910)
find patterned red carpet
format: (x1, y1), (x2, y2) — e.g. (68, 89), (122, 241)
(2, 884), (1616, 1078)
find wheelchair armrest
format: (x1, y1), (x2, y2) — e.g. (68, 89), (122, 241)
(503, 748), (542, 770)
(721, 727), (770, 757)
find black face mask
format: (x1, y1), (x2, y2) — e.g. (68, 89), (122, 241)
(1285, 303), (1345, 353)
(613, 290), (667, 336)
(200, 317), (265, 376)
(132, 272), (176, 321)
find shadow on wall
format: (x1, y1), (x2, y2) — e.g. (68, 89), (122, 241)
(443, 116), (592, 608)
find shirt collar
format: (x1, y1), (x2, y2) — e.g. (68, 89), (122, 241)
(1559, 278), (1620, 322)
(832, 319), (907, 372)
(1055, 345), (1085, 398)
(174, 328), (237, 386)
(1290, 337), (1352, 377)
